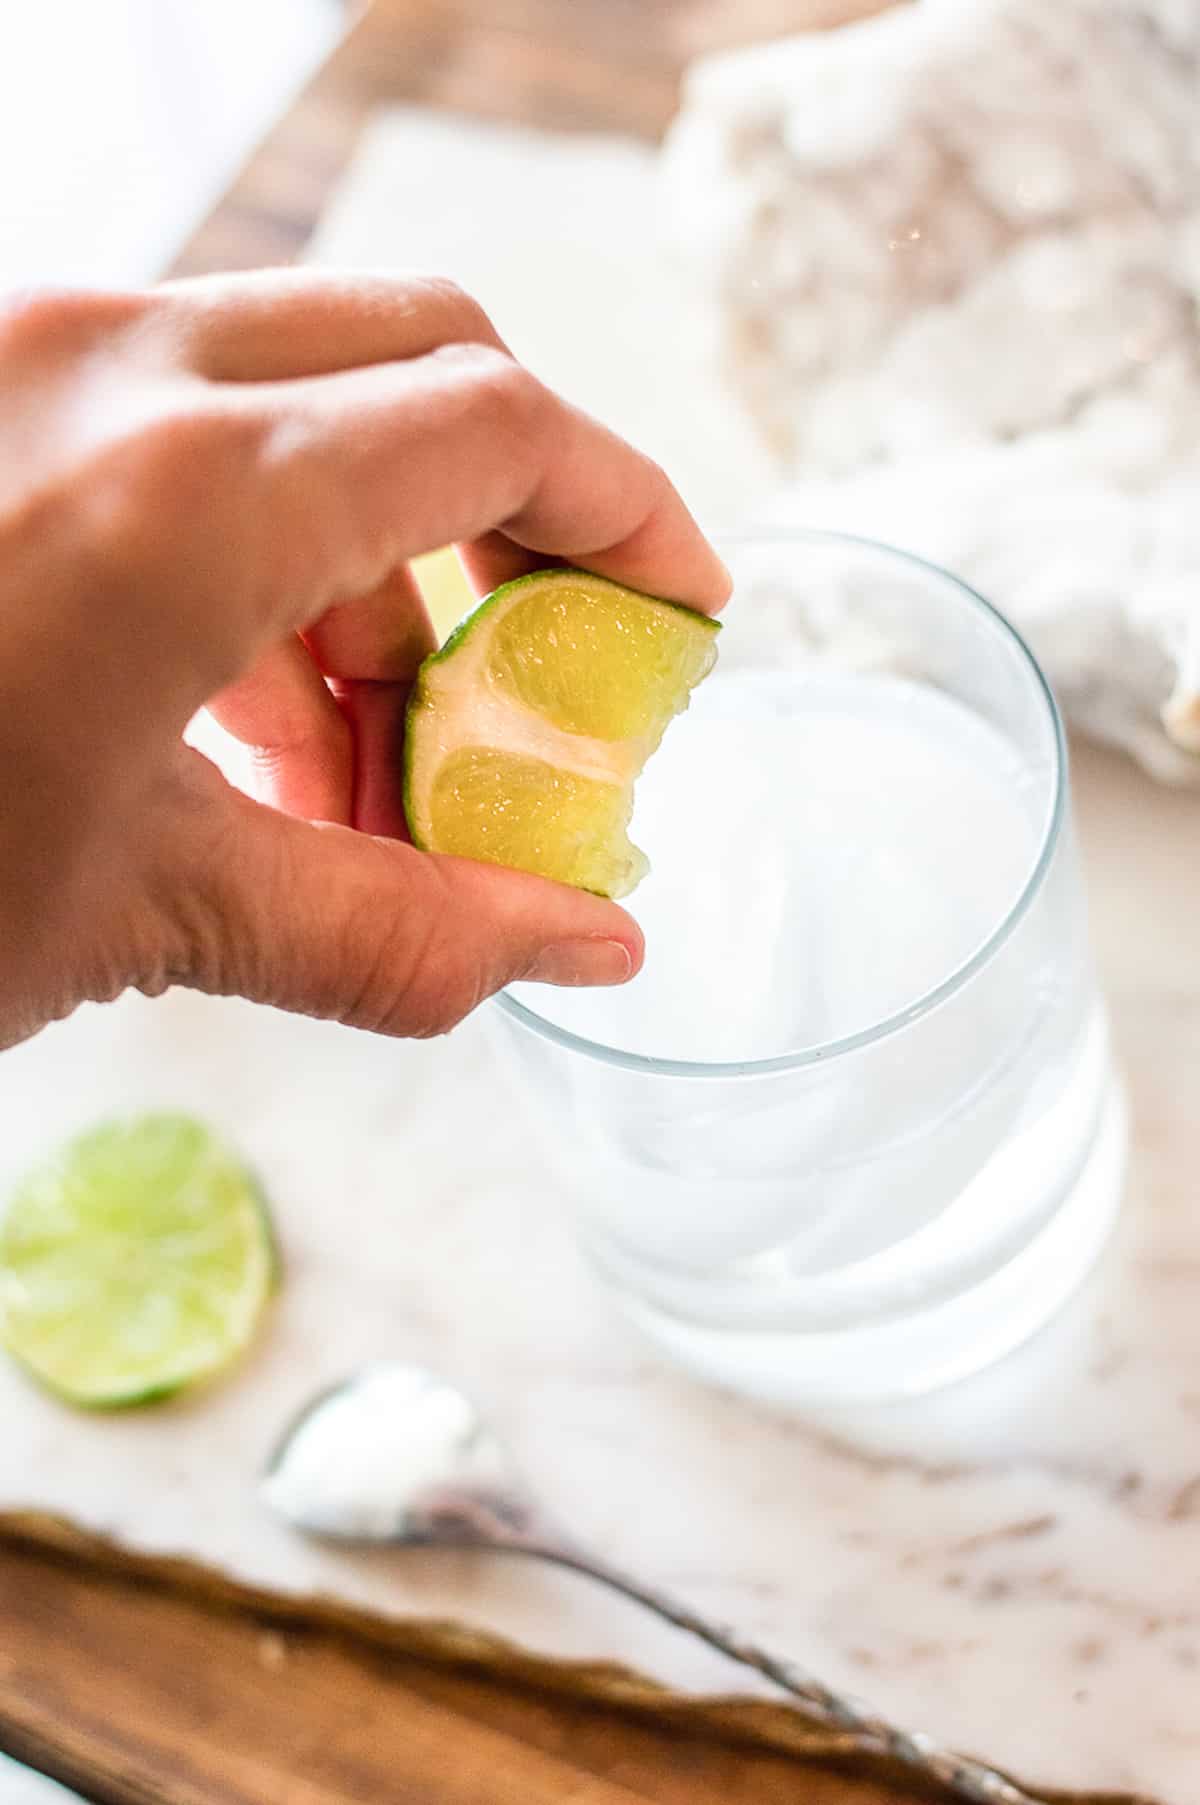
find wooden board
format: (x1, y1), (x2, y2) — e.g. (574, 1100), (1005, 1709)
(0, 1521), (936, 1804)
(0, 1520), (1144, 1805)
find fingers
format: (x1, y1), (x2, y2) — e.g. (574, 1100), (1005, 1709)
(237, 345), (729, 656)
(494, 409), (732, 614)
(206, 565), (429, 835)
(156, 269), (509, 383)
(301, 564), (436, 681)
(161, 757), (642, 1039)
(329, 680), (411, 839)
(82, 275), (727, 725)
(205, 636), (353, 823)
(298, 565), (437, 838)
(457, 531), (552, 600)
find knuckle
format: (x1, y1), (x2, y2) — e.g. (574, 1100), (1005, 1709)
(391, 952), (468, 1043)
(401, 942), (496, 1037)
(416, 274), (496, 342)
(402, 969), (485, 1039)
(436, 341), (542, 431)
(71, 444), (161, 582)
(363, 856), (495, 1040)
(640, 451), (671, 493)
(0, 285), (148, 357)
(404, 1003), (463, 1042)
(627, 446), (672, 510)
(418, 273), (470, 307)
(77, 402), (259, 583)
(134, 404), (247, 488)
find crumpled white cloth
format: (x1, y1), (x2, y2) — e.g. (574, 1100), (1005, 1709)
(662, 0), (1200, 778)
(770, 430), (1200, 782)
(663, 0), (1200, 470)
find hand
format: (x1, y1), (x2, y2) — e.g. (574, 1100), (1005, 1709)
(0, 272), (728, 1053)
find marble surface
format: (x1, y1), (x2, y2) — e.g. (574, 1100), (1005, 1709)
(0, 739), (1197, 1803)
(0, 111), (1197, 1805)
(0, 1756), (85, 1804)
(664, 0), (1200, 783)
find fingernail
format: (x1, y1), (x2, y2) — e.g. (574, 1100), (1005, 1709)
(525, 938), (635, 987)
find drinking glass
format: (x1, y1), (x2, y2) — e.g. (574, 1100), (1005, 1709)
(490, 532), (1126, 1406)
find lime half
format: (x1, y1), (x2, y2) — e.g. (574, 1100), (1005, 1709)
(0, 1114), (277, 1408)
(404, 568), (720, 898)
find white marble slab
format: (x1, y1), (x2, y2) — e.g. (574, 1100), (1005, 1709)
(1, 739), (1197, 1802)
(0, 110), (1196, 1804)
(0, 1755), (85, 1804)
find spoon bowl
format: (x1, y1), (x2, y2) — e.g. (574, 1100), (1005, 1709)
(264, 1363), (540, 1547)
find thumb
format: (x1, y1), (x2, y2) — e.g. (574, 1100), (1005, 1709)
(165, 775), (643, 1038)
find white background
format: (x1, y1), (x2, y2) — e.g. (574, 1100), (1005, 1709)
(0, 0), (340, 286)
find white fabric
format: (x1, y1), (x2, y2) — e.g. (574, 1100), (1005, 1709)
(663, 0), (1200, 778)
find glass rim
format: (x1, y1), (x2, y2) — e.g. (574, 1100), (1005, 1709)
(493, 528), (1067, 1080)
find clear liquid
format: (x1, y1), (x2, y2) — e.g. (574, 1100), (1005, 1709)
(502, 667), (1125, 1403)
(516, 669), (1050, 1063)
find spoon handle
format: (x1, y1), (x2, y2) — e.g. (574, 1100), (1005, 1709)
(529, 1541), (1039, 1805)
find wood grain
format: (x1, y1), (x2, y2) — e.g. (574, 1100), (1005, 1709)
(0, 1527), (935, 1805)
(0, 1518), (1145, 1805)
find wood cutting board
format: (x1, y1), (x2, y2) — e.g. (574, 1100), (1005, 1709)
(0, 1518), (1148, 1805)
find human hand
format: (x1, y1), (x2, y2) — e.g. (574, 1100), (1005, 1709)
(0, 272), (728, 1052)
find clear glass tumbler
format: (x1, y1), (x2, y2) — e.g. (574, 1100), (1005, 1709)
(491, 533), (1127, 1406)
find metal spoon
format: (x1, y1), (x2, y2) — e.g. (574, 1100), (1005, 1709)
(263, 1362), (1036, 1805)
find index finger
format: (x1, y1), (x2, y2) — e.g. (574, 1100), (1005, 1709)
(226, 344), (731, 669)
(482, 371), (732, 615)
(161, 269), (729, 613)
(301, 567), (437, 841)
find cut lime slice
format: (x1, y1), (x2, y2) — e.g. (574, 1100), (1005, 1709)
(0, 1114), (277, 1408)
(404, 568), (720, 898)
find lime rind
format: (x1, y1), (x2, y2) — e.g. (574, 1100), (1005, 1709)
(419, 568), (719, 673)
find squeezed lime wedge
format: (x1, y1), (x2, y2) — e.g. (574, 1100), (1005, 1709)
(404, 568), (719, 898)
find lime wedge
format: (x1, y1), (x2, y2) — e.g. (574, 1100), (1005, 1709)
(404, 568), (720, 898)
(0, 1114), (277, 1408)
